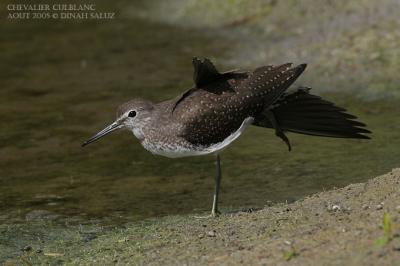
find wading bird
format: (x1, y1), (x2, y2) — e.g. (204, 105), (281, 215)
(82, 57), (370, 217)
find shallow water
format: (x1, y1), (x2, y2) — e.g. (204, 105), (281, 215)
(1, 1), (400, 225)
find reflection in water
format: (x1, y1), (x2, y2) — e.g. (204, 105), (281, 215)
(0, 3), (399, 225)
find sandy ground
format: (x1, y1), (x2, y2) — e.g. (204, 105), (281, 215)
(2, 168), (400, 265)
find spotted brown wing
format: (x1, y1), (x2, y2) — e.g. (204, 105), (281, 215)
(234, 63), (307, 108)
(175, 63), (307, 147)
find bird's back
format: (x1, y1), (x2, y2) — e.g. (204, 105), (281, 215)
(170, 60), (306, 146)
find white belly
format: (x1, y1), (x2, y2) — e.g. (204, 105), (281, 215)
(141, 117), (254, 158)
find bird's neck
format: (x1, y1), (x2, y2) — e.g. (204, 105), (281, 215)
(131, 127), (145, 141)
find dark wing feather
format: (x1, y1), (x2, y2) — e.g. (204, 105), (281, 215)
(193, 57), (220, 87)
(254, 87), (371, 139)
(172, 57), (248, 112)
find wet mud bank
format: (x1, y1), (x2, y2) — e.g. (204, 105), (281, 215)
(2, 168), (400, 265)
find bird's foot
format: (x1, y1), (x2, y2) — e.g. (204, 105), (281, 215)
(276, 130), (291, 151)
(194, 210), (221, 219)
(211, 209), (221, 217)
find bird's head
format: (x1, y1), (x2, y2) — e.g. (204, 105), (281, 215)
(82, 98), (154, 147)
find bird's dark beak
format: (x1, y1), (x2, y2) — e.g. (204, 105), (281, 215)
(82, 121), (123, 147)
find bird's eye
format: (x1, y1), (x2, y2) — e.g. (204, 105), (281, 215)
(128, 111), (137, 117)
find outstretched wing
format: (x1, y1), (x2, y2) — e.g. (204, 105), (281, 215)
(234, 63), (307, 108)
(174, 62), (307, 147)
(254, 87), (371, 139)
(171, 57), (248, 112)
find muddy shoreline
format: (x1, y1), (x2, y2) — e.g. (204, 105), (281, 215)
(2, 169), (400, 265)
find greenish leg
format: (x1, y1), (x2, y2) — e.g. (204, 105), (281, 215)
(211, 154), (222, 217)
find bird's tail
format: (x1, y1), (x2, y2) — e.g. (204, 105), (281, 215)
(254, 87), (371, 140)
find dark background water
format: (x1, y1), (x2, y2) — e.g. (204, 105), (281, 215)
(0, 0), (399, 224)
